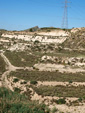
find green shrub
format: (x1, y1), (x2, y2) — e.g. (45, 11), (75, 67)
(30, 81), (38, 85)
(56, 98), (66, 104)
(20, 81), (27, 84)
(69, 80), (73, 84)
(34, 40), (40, 44)
(29, 28), (33, 32)
(13, 78), (19, 83)
(14, 87), (21, 93)
(78, 97), (82, 102)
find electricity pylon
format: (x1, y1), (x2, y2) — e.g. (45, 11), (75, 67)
(62, 0), (69, 29)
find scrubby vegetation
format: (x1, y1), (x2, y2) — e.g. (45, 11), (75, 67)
(5, 51), (41, 67)
(10, 70), (85, 82)
(32, 85), (85, 97)
(1, 28), (85, 112)
(13, 78), (19, 83)
(0, 87), (50, 113)
(30, 81), (38, 85)
(14, 87), (21, 93)
(55, 98), (66, 104)
(20, 81), (27, 84)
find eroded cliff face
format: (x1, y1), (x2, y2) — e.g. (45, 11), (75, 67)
(1, 27), (85, 49)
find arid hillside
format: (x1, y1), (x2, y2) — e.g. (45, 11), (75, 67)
(0, 27), (85, 113)
(62, 27), (85, 49)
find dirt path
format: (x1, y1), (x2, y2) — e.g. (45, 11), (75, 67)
(34, 63), (85, 73)
(0, 52), (33, 88)
(36, 81), (85, 87)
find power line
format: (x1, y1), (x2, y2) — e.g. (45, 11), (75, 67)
(61, 0), (69, 29)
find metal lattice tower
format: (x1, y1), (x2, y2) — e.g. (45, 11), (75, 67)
(62, 0), (69, 29)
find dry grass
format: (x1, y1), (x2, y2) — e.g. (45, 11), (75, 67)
(5, 51), (41, 67)
(9, 70), (85, 82)
(32, 85), (85, 98)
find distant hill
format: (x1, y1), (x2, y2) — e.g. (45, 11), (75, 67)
(23, 26), (40, 32)
(22, 26), (71, 32)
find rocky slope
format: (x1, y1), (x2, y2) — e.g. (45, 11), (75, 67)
(62, 27), (85, 49)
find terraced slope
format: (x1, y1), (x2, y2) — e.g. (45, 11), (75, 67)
(1, 28), (85, 113)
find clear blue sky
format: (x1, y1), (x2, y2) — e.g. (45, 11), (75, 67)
(0, 0), (85, 30)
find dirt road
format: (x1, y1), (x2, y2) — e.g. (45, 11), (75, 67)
(0, 53), (33, 88)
